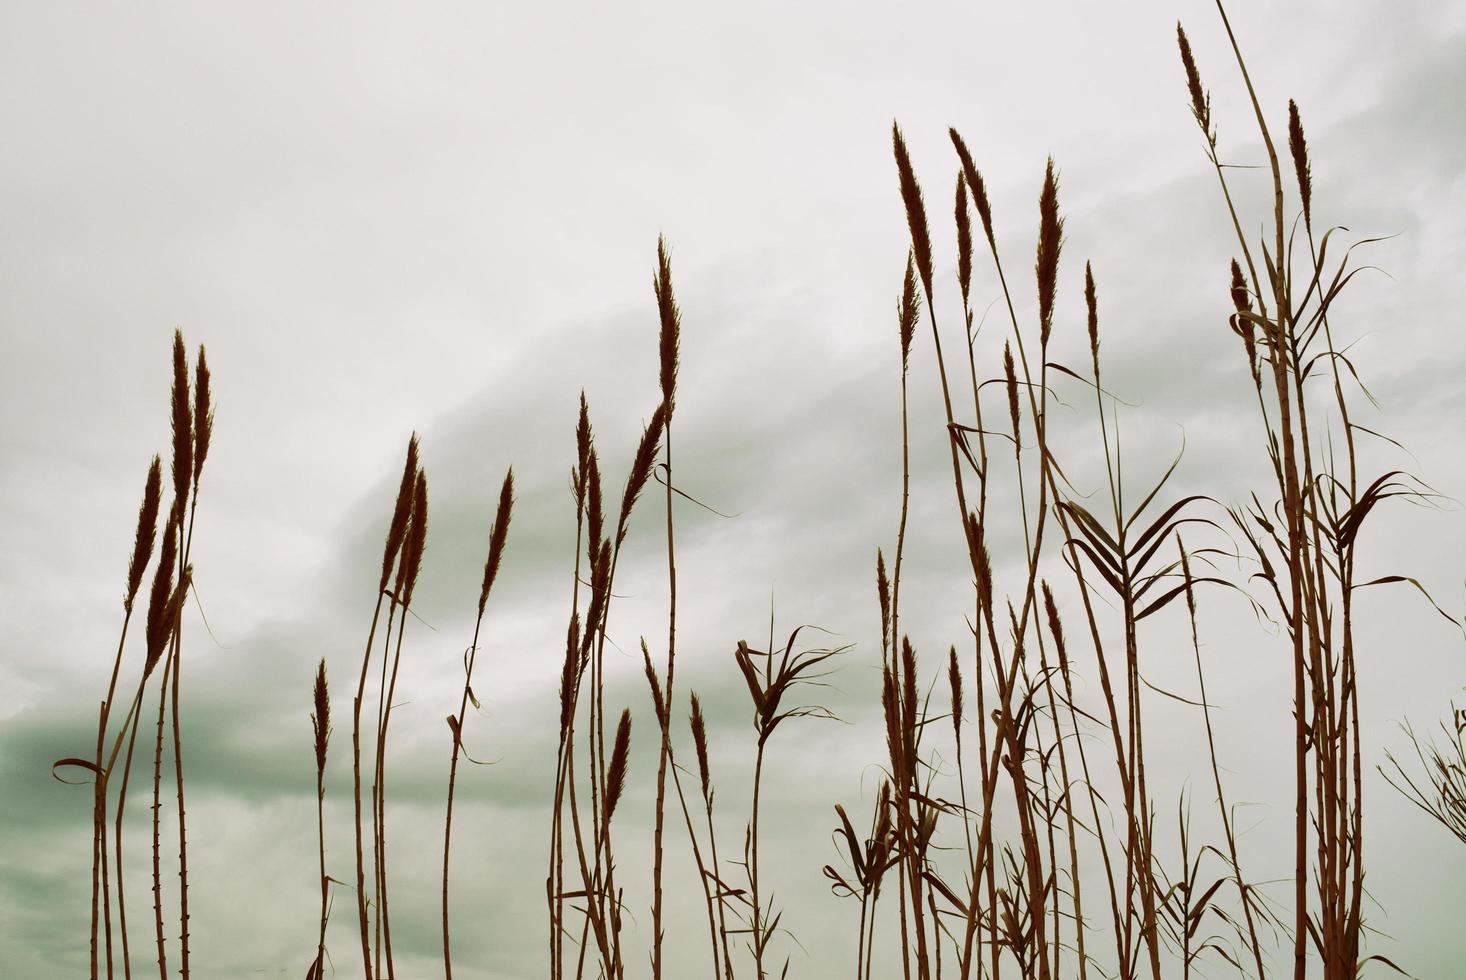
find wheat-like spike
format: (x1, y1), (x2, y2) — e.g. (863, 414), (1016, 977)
(312, 659), (331, 777)
(478, 468), (515, 618)
(1036, 157), (1064, 348)
(380, 435), (421, 592)
(655, 236), (681, 413)
(125, 456), (164, 612)
(604, 709), (633, 822)
(949, 129), (995, 250)
(1288, 99), (1313, 228)
(192, 345), (213, 487)
(892, 122), (934, 301)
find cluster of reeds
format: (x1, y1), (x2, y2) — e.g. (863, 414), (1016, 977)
(57, 4), (1460, 979)
(335, 431), (516, 980)
(828, 3), (1450, 978)
(58, 329), (210, 980)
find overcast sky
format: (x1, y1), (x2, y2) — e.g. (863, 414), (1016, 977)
(3, 2), (1464, 977)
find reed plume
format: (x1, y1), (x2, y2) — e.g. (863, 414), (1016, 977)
(352, 435), (419, 980)
(1035, 158), (1063, 346)
(1287, 99), (1312, 229)
(893, 122), (934, 301)
(444, 467), (514, 979)
(310, 659), (331, 980)
(650, 234), (682, 980)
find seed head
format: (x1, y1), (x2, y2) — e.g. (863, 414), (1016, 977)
(893, 122), (933, 301)
(125, 456), (164, 612)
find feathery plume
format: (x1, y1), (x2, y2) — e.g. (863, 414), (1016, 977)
(616, 403), (667, 542)
(899, 253), (920, 367)
(882, 665), (904, 780)
(956, 172), (973, 307)
(900, 636), (918, 756)
(1230, 258), (1253, 315)
(690, 692), (711, 799)
(948, 645), (964, 741)
(125, 456), (164, 611)
(1288, 99), (1313, 228)
(478, 468), (515, 618)
(575, 392), (592, 506)
(876, 550), (891, 652)
(400, 471), (429, 608)
(1041, 581), (1069, 675)
(312, 659), (331, 777)
(1084, 262), (1100, 368)
(380, 435), (420, 592)
(604, 709), (633, 822)
(1003, 341), (1020, 438)
(949, 129), (995, 250)
(642, 639), (667, 731)
(144, 520), (179, 676)
(1176, 23), (1212, 138)
(892, 123), (934, 300)
(193, 345), (213, 487)
(1036, 158), (1064, 347)
(655, 236), (681, 413)
(586, 448), (604, 563)
(170, 330), (193, 516)
(558, 615), (580, 736)
(1230, 259), (1260, 384)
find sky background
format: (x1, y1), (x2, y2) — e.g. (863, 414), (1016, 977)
(2, 1), (1464, 977)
